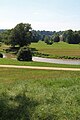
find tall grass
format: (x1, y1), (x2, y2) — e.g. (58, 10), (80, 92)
(0, 68), (80, 120)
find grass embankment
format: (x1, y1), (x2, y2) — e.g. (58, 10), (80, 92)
(0, 58), (80, 68)
(30, 41), (80, 59)
(0, 67), (80, 119)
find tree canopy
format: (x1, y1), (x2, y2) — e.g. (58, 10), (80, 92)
(63, 30), (80, 44)
(52, 33), (60, 42)
(9, 23), (32, 47)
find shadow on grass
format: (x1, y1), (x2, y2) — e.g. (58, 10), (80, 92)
(31, 48), (38, 52)
(0, 92), (39, 120)
(4, 47), (20, 54)
(4, 47), (38, 56)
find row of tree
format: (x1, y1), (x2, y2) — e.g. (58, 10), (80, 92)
(0, 23), (80, 47)
(62, 30), (80, 44)
(0, 23), (40, 47)
(41, 30), (80, 45)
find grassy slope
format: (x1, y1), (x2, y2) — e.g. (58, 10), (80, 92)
(0, 67), (80, 119)
(30, 41), (80, 57)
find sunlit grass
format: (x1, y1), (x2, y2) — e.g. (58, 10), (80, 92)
(30, 41), (80, 57)
(0, 67), (80, 119)
(0, 58), (80, 68)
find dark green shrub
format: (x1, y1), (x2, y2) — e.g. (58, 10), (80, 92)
(17, 46), (32, 61)
(0, 53), (3, 58)
(53, 35), (60, 42)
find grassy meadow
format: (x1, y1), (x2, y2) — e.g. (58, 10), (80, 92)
(30, 41), (80, 59)
(0, 67), (80, 120)
(0, 41), (80, 59)
(0, 41), (80, 120)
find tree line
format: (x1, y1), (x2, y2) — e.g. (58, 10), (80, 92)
(40, 30), (80, 45)
(0, 23), (40, 47)
(0, 23), (80, 47)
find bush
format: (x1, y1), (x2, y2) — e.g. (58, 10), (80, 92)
(53, 35), (60, 42)
(0, 53), (3, 58)
(17, 46), (32, 61)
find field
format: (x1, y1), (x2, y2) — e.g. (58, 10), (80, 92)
(0, 41), (80, 59)
(0, 41), (80, 119)
(0, 67), (80, 120)
(30, 41), (80, 59)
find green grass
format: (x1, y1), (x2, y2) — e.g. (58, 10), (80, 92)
(0, 41), (80, 59)
(0, 58), (80, 68)
(30, 41), (80, 59)
(0, 67), (80, 120)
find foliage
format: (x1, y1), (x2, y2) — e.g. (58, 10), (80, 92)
(0, 30), (11, 44)
(31, 30), (40, 42)
(1, 28), (80, 46)
(37, 30), (55, 40)
(0, 53), (3, 58)
(44, 35), (53, 45)
(53, 34), (60, 42)
(44, 36), (50, 44)
(63, 30), (80, 44)
(17, 46), (32, 61)
(9, 23), (32, 47)
(0, 34), (3, 42)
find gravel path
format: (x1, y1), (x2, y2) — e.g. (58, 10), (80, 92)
(33, 57), (80, 65)
(0, 65), (80, 71)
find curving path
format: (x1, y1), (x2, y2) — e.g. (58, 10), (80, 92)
(3, 54), (80, 65)
(32, 57), (80, 65)
(0, 65), (80, 71)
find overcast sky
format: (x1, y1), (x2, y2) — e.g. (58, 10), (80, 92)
(0, 0), (80, 31)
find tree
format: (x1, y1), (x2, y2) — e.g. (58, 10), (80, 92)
(31, 30), (40, 42)
(0, 30), (11, 44)
(44, 36), (49, 44)
(52, 33), (60, 42)
(65, 30), (80, 44)
(73, 33), (80, 44)
(17, 46), (32, 61)
(66, 30), (73, 44)
(44, 36), (53, 45)
(9, 23), (32, 47)
(0, 33), (2, 42)
(53, 35), (60, 42)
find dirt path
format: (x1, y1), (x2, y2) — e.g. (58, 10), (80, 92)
(0, 65), (80, 71)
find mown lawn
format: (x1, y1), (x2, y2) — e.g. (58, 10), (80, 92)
(0, 41), (80, 59)
(0, 58), (80, 68)
(0, 67), (80, 120)
(30, 41), (80, 58)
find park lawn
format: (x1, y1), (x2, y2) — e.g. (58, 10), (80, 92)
(0, 67), (80, 120)
(30, 41), (80, 57)
(0, 58), (80, 68)
(0, 41), (80, 59)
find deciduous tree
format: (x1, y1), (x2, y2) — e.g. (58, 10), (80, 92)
(9, 23), (32, 47)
